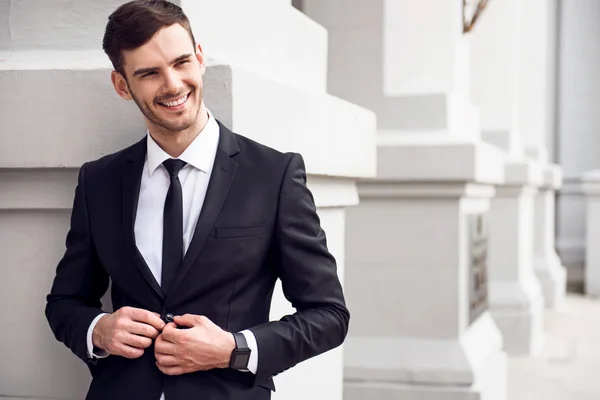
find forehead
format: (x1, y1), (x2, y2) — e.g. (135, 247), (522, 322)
(122, 24), (194, 71)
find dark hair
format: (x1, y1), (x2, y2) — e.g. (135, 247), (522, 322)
(102, 0), (196, 77)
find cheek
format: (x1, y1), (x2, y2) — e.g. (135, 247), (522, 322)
(134, 84), (159, 105)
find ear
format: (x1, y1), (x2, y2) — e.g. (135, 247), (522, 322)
(111, 70), (133, 100)
(195, 43), (206, 76)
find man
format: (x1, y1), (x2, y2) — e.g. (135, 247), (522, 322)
(44, 1), (349, 399)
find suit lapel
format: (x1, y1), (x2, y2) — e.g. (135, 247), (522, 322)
(167, 122), (240, 298)
(122, 138), (164, 299)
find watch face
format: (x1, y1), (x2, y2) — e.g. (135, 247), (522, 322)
(233, 349), (251, 369)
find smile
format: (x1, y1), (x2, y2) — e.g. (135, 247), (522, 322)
(158, 93), (190, 110)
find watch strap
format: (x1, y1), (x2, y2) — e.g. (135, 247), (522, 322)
(232, 332), (248, 350)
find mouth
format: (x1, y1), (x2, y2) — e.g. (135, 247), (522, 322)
(157, 92), (190, 111)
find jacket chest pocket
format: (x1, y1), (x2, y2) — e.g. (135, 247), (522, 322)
(210, 222), (268, 239)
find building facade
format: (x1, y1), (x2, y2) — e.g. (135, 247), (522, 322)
(0, 0), (584, 399)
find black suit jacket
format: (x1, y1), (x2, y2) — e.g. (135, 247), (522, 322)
(45, 121), (349, 400)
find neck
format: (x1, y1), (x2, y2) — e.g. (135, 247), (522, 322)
(147, 103), (209, 158)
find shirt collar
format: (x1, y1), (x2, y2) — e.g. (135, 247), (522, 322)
(146, 109), (220, 177)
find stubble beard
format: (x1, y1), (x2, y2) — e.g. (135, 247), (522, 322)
(130, 85), (203, 134)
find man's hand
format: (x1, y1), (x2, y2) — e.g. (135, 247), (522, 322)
(92, 306), (166, 359)
(154, 314), (236, 375)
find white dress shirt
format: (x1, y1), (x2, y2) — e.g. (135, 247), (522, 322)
(86, 110), (259, 398)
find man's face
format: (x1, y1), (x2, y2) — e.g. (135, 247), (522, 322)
(114, 24), (204, 133)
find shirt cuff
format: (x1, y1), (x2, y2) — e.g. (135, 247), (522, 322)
(87, 313), (110, 359)
(240, 329), (258, 374)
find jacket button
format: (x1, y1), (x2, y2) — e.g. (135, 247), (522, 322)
(163, 313), (174, 323)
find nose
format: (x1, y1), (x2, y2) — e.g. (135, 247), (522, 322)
(162, 69), (184, 96)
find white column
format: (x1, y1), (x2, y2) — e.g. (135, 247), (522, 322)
(0, 2), (376, 399)
(582, 171), (600, 296)
(518, 0), (567, 310)
(529, 162), (566, 309)
(556, 1), (600, 274)
(470, 0), (545, 355)
(304, 1), (507, 399)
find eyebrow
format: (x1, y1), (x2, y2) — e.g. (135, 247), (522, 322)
(132, 54), (193, 77)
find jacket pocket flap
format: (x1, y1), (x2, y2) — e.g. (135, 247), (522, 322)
(213, 223), (267, 238)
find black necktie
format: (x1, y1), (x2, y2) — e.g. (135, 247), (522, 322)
(161, 159), (187, 294)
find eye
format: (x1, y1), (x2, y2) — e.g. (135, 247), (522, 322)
(177, 60), (190, 66)
(142, 71), (156, 78)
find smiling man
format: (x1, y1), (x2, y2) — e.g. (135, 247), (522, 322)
(44, 1), (349, 399)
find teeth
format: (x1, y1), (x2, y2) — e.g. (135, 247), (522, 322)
(162, 94), (188, 107)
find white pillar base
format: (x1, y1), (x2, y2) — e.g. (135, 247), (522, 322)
(489, 278), (545, 356)
(345, 350), (507, 400)
(534, 253), (567, 310)
(344, 138), (507, 400)
(486, 156), (546, 356)
(527, 154), (566, 310)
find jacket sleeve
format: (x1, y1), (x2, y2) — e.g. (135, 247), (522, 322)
(249, 153), (350, 383)
(45, 163), (109, 364)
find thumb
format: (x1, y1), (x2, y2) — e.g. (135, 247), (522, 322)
(173, 314), (200, 327)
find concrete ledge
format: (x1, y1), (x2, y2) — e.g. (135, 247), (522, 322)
(0, 168), (358, 210)
(330, 92), (481, 136)
(375, 134), (504, 184)
(222, 63), (377, 178)
(0, 52), (377, 179)
(0, 169), (77, 210)
(344, 314), (503, 386)
(504, 159), (544, 187)
(307, 176), (359, 208)
(357, 182), (495, 199)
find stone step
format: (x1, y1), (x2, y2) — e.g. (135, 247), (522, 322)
(0, 51), (376, 179)
(0, 0), (328, 92)
(374, 131), (505, 184)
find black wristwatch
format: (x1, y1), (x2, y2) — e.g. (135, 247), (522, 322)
(229, 332), (251, 371)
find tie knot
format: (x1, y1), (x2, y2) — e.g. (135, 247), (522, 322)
(163, 159), (187, 177)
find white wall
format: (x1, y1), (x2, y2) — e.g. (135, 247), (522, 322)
(518, 0), (556, 154)
(557, 0), (600, 269)
(383, 0), (467, 97)
(470, 0), (520, 134)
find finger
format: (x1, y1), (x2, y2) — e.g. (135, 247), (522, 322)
(117, 343), (145, 359)
(157, 364), (185, 376)
(126, 308), (166, 331)
(160, 323), (183, 342)
(154, 337), (178, 355)
(173, 314), (203, 328)
(156, 354), (180, 367)
(128, 321), (160, 339)
(121, 332), (153, 349)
